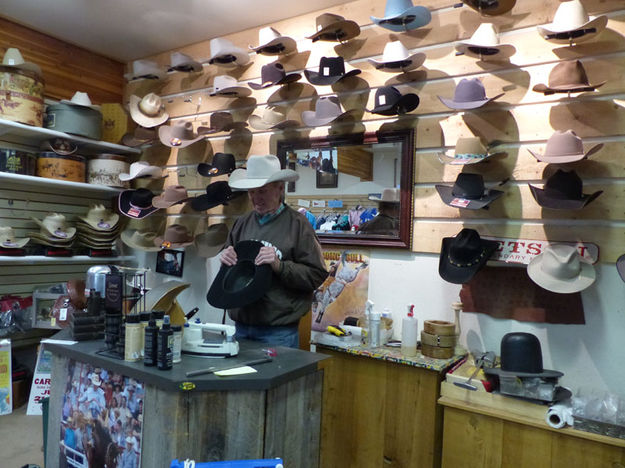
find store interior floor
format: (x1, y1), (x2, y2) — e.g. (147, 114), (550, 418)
(1, 404), (45, 468)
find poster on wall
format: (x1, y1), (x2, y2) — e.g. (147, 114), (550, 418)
(26, 346), (52, 415)
(59, 359), (145, 468)
(0, 339), (11, 415)
(312, 249), (370, 332)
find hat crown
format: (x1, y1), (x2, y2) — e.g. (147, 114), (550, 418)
(130, 230), (157, 243)
(500, 332), (545, 374)
(170, 121), (197, 140)
(454, 137), (488, 156)
(212, 152), (236, 171)
(316, 13), (346, 30)
(380, 188), (400, 202)
(548, 60), (589, 87)
(262, 106), (289, 124)
(454, 78), (487, 102)
(544, 130), (584, 157)
(2, 47), (25, 66)
(545, 169), (583, 199)
(319, 56), (346, 76)
(540, 244), (584, 281)
(382, 41), (411, 61)
(448, 228), (487, 264)
(259, 26), (281, 43)
(138, 93), (163, 117)
(451, 173), (486, 199)
(468, 23), (500, 46)
(261, 62), (286, 82)
(69, 91), (93, 106)
(129, 188), (155, 208)
(552, 0), (589, 30)
(247, 154), (282, 179)
(205, 180), (233, 198)
(314, 96), (343, 118)
(160, 185), (188, 201)
(375, 86), (402, 107)
(384, 0), (416, 16)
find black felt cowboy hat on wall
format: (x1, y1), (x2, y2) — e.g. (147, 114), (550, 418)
(439, 228), (499, 284)
(435, 173), (503, 210)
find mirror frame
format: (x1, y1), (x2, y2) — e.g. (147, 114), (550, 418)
(277, 128), (414, 249)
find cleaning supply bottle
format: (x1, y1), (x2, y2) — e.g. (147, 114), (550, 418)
(157, 315), (173, 370)
(369, 309), (381, 348)
(401, 304), (418, 357)
(143, 317), (158, 367)
(381, 307), (394, 344)
(360, 300), (374, 346)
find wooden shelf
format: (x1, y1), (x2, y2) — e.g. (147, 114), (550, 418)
(0, 171), (127, 196)
(0, 256), (135, 265)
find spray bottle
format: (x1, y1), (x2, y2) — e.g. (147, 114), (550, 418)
(401, 304), (418, 357)
(360, 300), (374, 346)
(368, 302), (381, 349)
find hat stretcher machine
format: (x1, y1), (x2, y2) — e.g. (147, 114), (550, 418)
(182, 319), (239, 357)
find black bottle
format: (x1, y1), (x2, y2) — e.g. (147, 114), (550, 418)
(157, 315), (173, 370)
(144, 318), (158, 367)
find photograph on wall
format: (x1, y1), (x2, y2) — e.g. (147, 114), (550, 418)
(59, 360), (144, 468)
(312, 249), (370, 331)
(155, 249), (185, 277)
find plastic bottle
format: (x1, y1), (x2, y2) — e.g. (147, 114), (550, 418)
(401, 304), (418, 357)
(151, 310), (165, 328)
(360, 300), (374, 346)
(124, 314), (142, 362)
(369, 310), (381, 348)
(143, 318), (158, 367)
(172, 325), (182, 364)
(139, 312), (151, 358)
(157, 315), (173, 370)
(381, 307), (394, 344)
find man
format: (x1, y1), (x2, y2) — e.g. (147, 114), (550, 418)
(358, 188), (400, 236)
(218, 154), (328, 348)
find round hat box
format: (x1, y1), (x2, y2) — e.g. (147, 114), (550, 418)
(0, 65), (45, 127)
(88, 153), (130, 188)
(0, 147), (37, 175)
(37, 152), (86, 183)
(44, 103), (103, 140)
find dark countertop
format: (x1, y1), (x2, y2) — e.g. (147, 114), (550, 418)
(43, 330), (328, 392)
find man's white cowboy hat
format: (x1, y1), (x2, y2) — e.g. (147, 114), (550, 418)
(0, 226), (29, 249)
(229, 154), (299, 190)
(455, 23), (516, 60)
(60, 91), (101, 111)
(369, 188), (400, 203)
(2, 48), (41, 75)
(124, 59), (166, 81)
(249, 27), (297, 56)
(128, 93), (169, 128)
(119, 161), (163, 181)
(209, 75), (251, 97)
(208, 38), (251, 67)
(368, 41), (426, 72)
(537, 0), (607, 44)
(527, 244), (595, 293)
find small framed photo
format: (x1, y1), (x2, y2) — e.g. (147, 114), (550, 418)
(156, 249), (185, 277)
(316, 170), (338, 189)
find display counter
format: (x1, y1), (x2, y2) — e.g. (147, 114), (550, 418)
(43, 332), (328, 468)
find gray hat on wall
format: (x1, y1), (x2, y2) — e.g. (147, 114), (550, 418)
(302, 95), (354, 127)
(229, 154), (298, 190)
(438, 78), (504, 110)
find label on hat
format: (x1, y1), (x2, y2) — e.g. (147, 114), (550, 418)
(2, 241), (17, 247)
(323, 67), (330, 76)
(450, 197), (471, 208)
(97, 221), (111, 229)
(378, 95), (387, 105)
(127, 207), (141, 218)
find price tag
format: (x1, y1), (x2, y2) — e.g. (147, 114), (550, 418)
(450, 197), (471, 208)
(59, 307), (68, 321)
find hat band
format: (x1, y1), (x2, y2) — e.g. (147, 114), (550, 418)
(467, 46), (500, 56)
(455, 153), (487, 159)
(448, 248), (487, 268)
(379, 15), (416, 26)
(211, 54), (237, 64)
(376, 59), (412, 70)
(259, 44), (285, 54)
(545, 27), (596, 41)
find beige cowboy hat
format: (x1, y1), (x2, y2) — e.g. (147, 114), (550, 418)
(76, 229), (120, 243)
(60, 91), (101, 111)
(124, 59), (166, 81)
(119, 161), (163, 181)
(528, 130), (603, 163)
(158, 121), (205, 148)
(32, 213), (76, 240)
(78, 205), (119, 231)
(249, 106), (299, 130)
(194, 223), (229, 258)
(27, 233), (75, 248)
(369, 188), (400, 203)
(537, 0), (607, 44)
(0, 226), (29, 249)
(2, 47), (41, 75)
(229, 154), (299, 190)
(129, 280), (191, 315)
(77, 237), (116, 250)
(368, 41), (426, 72)
(249, 26), (297, 55)
(209, 75), (252, 98)
(154, 224), (194, 248)
(128, 93), (169, 128)
(527, 244), (595, 293)
(533, 60), (605, 95)
(151, 185), (190, 209)
(455, 23), (516, 60)
(438, 137), (503, 165)
(120, 229), (162, 252)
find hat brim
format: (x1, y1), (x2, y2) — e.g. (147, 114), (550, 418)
(130, 280), (190, 314)
(32, 217), (77, 240)
(208, 50), (251, 67)
(153, 236), (194, 248)
(533, 80), (605, 95)
(249, 114), (300, 130)
(461, 0), (516, 16)
(307, 21), (361, 42)
(368, 52), (426, 72)
(483, 366), (564, 379)
(120, 230), (161, 252)
(616, 253), (625, 283)
(128, 95), (169, 128)
(537, 15), (608, 44)
(529, 184), (603, 210)
(368, 94), (420, 115)
(190, 190), (245, 211)
(304, 68), (361, 86)
(438, 92), (504, 110)
(250, 37), (297, 55)
(528, 143), (603, 163)
(78, 214), (120, 231)
(228, 168), (299, 190)
(59, 100), (101, 111)
(197, 163), (235, 177)
(302, 109), (355, 127)
(437, 151), (497, 165)
(435, 185), (503, 209)
(209, 86), (252, 98)
(527, 252), (596, 294)
(371, 6), (432, 31)
(28, 233), (75, 247)
(248, 72), (301, 90)
(168, 62), (203, 73)
(152, 196), (189, 209)
(207, 240), (272, 309)
(438, 236), (499, 284)
(0, 237), (30, 248)
(119, 166), (162, 181)
(158, 126), (205, 148)
(455, 43), (516, 60)
(118, 191), (159, 219)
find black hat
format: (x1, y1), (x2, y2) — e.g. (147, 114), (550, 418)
(197, 153), (236, 177)
(529, 169), (603, 210)
(118, 188), (159, 219)
(367, 86), (419, 116)
(484, 332), (563, 379)
(206, 240), (272, 309)
(190, 181), (245, 211)
(435, 173), (503, 210)
(439, 228), (499, 284)
(304, 56), (361, 86)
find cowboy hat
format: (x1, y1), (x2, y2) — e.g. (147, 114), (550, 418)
(439, 228), (499, 284)
(436, 173), (504, 209)
(75, 227), (121, 243)
(168, 51), (202, 73)
(209, 75), (252, 97)
(617, 253), (625, 283)
(77, 237), (116, 250)
(130, 280), (190, 315)
(152, 185), (190, 209)
(229, 154), (299, 190)
(190, 181), (246, 211)
(369, 188), (400, 203)
(0, 226), (29, 249)
(461, 0), (516, 16)
(119, 161), (162, 181)
(367, 86), (419, 116)
(28, 233), (75, 248)
(537, 0), (607, 44)
(455, 23), (516, 60)
(302, 95), (355, 127)
(118, 188), (160, 219)
(60, 91), (101, 111)
(438, 78), (504, 110)
(371, 0), (432, 32)
(304, 56), (361, 86)
(195, 223), (229, 258)
(529, 169), (603, 210)
(197, 152), (236, 177)
(124, 59), (166, 81)
(197, 112), (246, 134)
(533, 60), (605, 95)
(79, 205), (119, 231)
(438, 137), (502, 165)
(368, 41), (426, 72)
(249, 26), (297, 55)
(207, 240), (273, 309)
(528, 130), (603, 163)
(307, 13), (361, 42)
(527, 244), (595, 293)
(39, 138), (78, 156)
(32, 214), (76, 240)
(120, 229), (162, 252)
(158, 121), (205, 148)
(2, 47), (41, 75)
(154, 224), (194, 248)
(128, 93), (169, 128)
(208, 38), (251, 67)
(121, 127), (159, 147)
(248, 62), (301, 89)
(249, 106), (300, 130)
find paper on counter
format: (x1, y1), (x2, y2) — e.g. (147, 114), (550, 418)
(214, 366), (258, 376)
(41, 339), (78, 345)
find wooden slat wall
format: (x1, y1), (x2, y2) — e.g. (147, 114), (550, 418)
(125, 0), (625, 261)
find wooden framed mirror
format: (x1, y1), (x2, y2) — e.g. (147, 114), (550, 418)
(277, 128), (414, 248)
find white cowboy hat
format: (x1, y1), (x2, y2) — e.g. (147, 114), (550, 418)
(119, 161), (163, 181)
(208, 38), (251, 67)
(455, 23), (516, 60)
(368, 41), (426, 72)
(128, 93), (169, 128)
(78, 205), (119, 231)
(2, 48), (41, 75)
(124, 59), (166, 81)
(249, 26), (297, 55)
(0, 226), (29, 249)
(168, 51), (203, 73)
(60, 91), (101, 110)
(537, 0), (607, 44)
(249, 106), (299, 130)
(527, 244), (595, 293)
(209, 75), (251, 97)
(369, 188), (400, 203)
(32, 213), (76, 240)
(229, 154), (299, 190)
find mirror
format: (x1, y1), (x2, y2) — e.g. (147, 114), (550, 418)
(277, 129), (414, 248)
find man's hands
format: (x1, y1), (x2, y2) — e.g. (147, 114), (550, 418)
(220, 246), (237, 266)
(220, 245), (280, 273)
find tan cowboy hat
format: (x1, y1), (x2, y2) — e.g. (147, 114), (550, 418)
(119, 161), (163, 181)
(129, 280), (191, 314)
(527, 244), (595, 293)
(438, 137), (503, 165)
(2, 47), (41, 75)
(128, 93), (169, 128)
(537, 0), (607, 44)
(229, 154), (299, 190)
(249, 106), (299, 130)
(79, 205), (119, 231)
(0, 226), (29, 249)
(195, 223), (229, 258)
(455, 23), (516, 60)
(120, 229), (161, 252)
(27, 233), (75, 248)
(369, 188), (400, 203)
(528, 130), (603, 163)
(209, 75), (252, 98)
(32, 214), (76, 240)
(60, 91), (101, 111)
(307, 13), (360, 42)
(249, 26), (297, 55)
(533, 60), (605, 95)
(154, 224), (194, 248)
(151, 185), (190, 208)
(158, 121), (205, 148)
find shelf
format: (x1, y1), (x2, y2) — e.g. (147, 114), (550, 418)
(0, 255), (135, 265)
(0, 171), (126, 196)
(0, 117), (141, 156)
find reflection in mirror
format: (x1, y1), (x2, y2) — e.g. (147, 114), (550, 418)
(277, 129), (414, 248)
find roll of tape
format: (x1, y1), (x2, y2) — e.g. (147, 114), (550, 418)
(423, 320), (456, 336)
(420, 330), (456, 348)
(421, 343), (455, 359)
